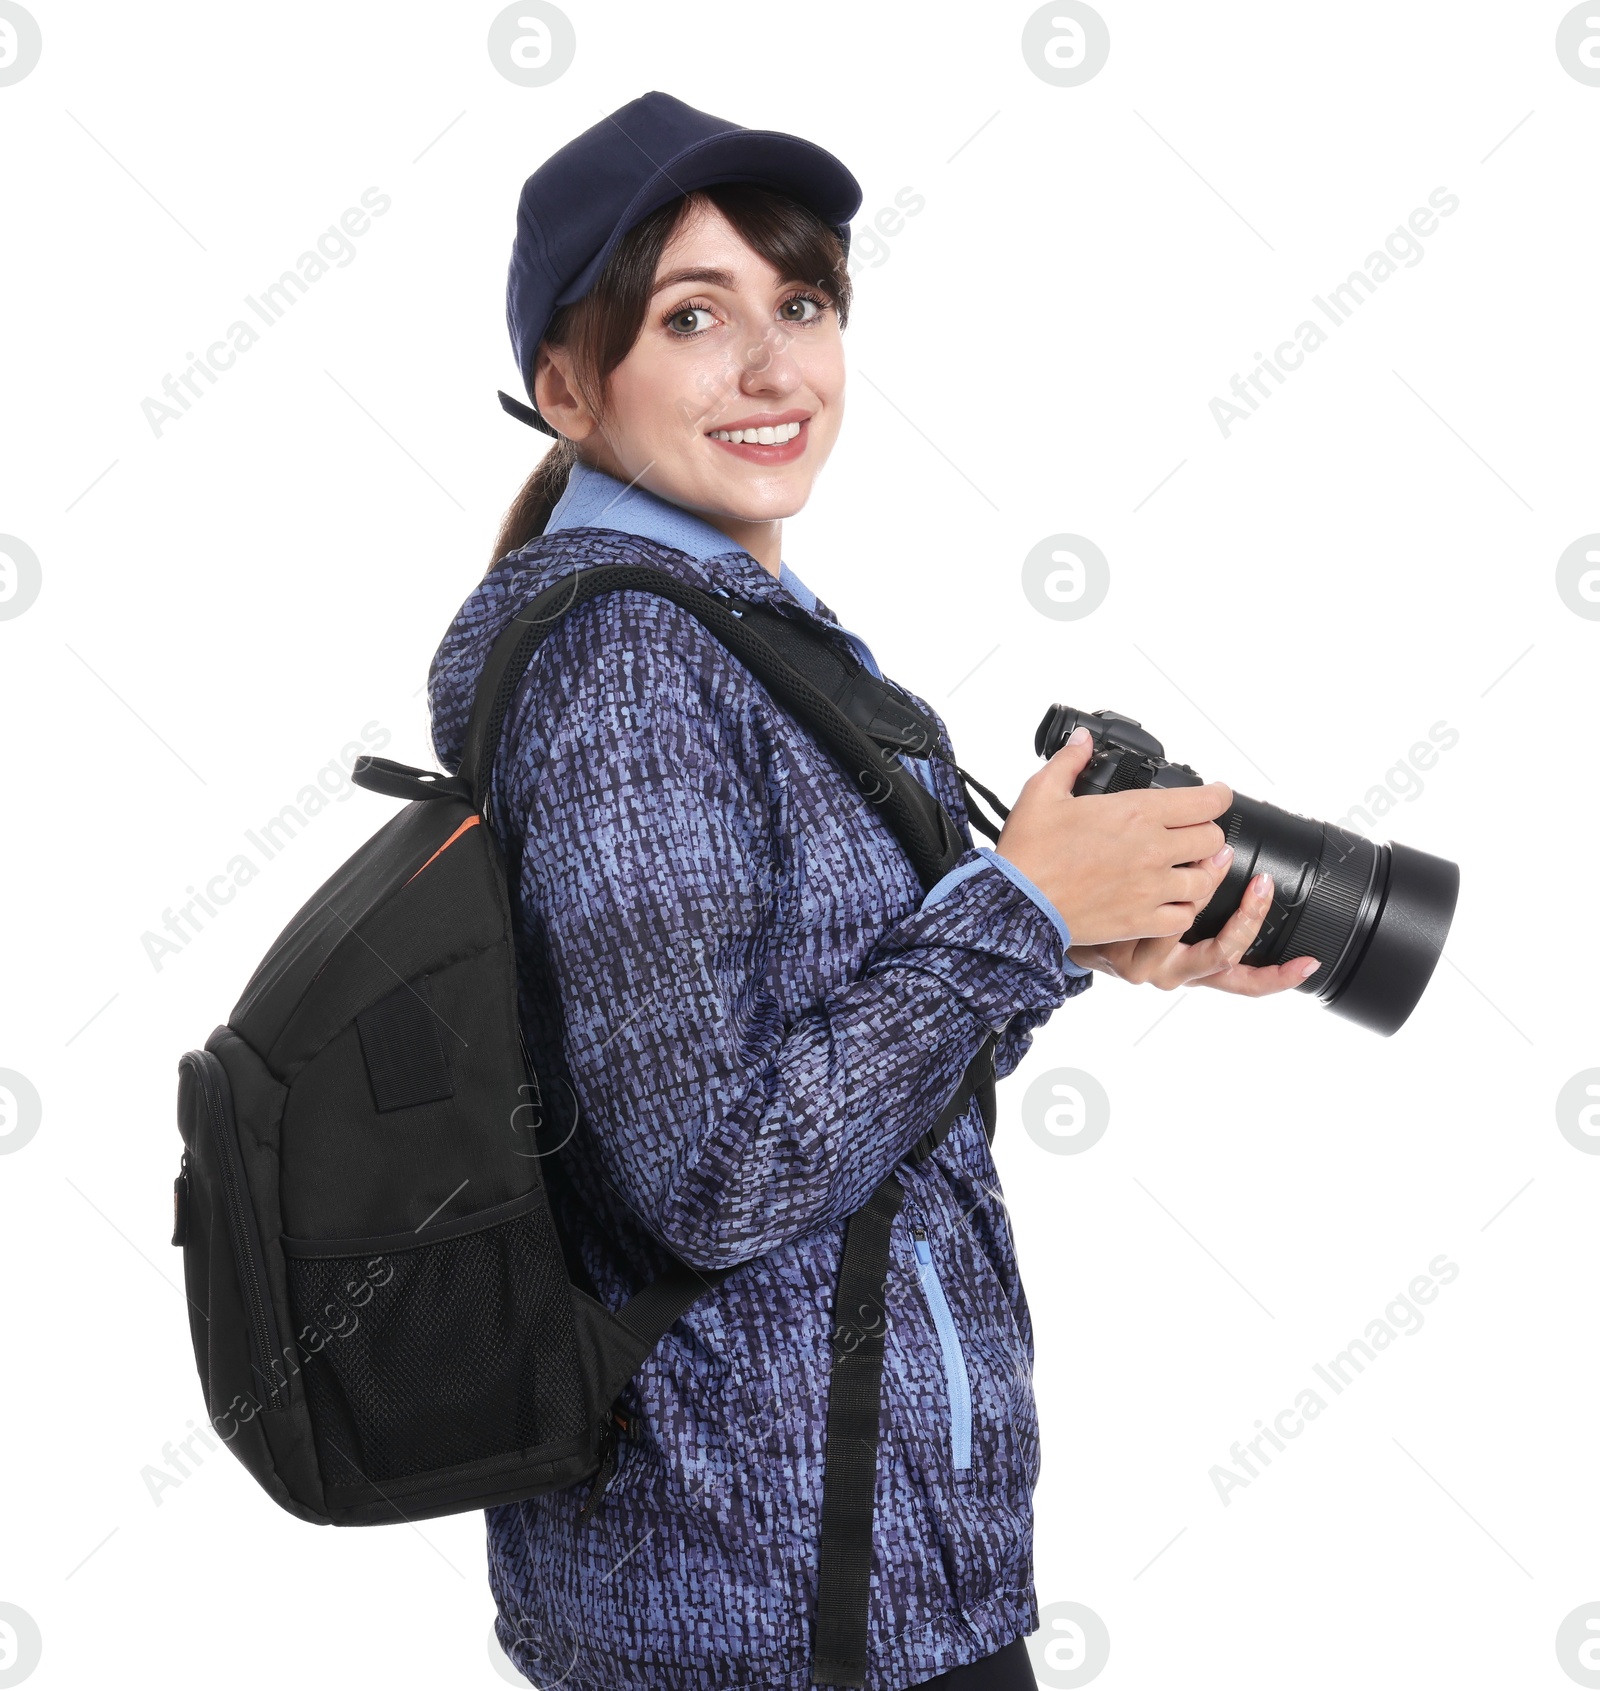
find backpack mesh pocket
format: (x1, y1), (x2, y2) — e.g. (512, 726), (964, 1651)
(282, 1191), (588, 1490)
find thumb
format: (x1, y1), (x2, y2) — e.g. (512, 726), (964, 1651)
(1039, 723), (1097, 792)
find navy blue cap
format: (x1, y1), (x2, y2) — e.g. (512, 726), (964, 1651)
(498, 90), (862, 436)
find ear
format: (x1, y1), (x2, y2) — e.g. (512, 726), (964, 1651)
(532, 343), (597, 442)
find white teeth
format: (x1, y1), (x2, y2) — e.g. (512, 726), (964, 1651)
(710, 420), (802, 444)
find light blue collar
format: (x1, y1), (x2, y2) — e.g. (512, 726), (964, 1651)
(546, 455), (841, 655)
(546, 458), (758, 565)
(544, 459), (821, 618)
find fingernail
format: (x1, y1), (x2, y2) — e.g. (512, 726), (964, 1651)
(1211, 845), (1233, 866)
(1299, 959), (1320, 977)
(1067, 725), (1089, 746)
(1255, 873), (1273, 898)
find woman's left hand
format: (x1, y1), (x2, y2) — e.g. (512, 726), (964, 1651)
(1064, 867), (1322, 997)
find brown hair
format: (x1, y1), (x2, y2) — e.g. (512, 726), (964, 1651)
(489, 182), (853, 567)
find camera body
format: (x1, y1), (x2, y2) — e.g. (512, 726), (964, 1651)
(1034, 704), (1460, 1037)
(1036, 705), (1203, 797)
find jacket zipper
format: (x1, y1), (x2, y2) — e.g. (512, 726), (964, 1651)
(183, 1049), (285, 1412)
(912, 1223), (971, 1472)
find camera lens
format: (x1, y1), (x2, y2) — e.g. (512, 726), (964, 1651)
(1180, 797), (1459, 1036)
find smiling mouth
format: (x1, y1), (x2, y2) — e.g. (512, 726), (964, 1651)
(704, 416), (810, 462)
(708, 420), (803, 445)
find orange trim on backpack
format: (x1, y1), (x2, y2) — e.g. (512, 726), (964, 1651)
(404, 813), (482, 885)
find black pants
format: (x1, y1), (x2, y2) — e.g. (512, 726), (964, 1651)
(907, 1636), (1037, 1690)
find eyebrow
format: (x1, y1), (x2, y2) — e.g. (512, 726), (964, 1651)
(649, 265), (821, 297)
(651, 266), (737, 295)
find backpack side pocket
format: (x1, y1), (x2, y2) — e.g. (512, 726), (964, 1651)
(174, 1031), (327, 1522)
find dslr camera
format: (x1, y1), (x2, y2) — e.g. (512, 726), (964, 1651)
(1035, 705), (1460, 1036)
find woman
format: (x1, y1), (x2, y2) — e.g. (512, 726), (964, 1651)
(428, 92), (1314, 1691)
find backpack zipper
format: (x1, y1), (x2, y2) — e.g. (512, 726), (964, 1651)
(172, 1150), (190, 1247)
(182, 1049), (285, 1412)
(911, 1223), (971, 1472)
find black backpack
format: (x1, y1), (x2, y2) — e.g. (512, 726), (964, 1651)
(172, 564), (1001, 1686)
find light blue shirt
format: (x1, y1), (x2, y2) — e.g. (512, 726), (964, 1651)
(545, 458), (1086, 972)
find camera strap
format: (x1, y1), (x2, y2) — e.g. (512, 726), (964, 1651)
(730, 597), (1014, 849)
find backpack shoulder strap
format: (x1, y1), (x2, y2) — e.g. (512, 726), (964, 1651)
(460, 563), (997, 1151)
(457, 563), (967, 891)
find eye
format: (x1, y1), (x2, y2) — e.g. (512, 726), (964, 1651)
(663, 300), (717, 337)
(778, 290), (829, 324)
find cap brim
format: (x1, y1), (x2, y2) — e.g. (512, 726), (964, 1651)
(498, 388), (559, 435)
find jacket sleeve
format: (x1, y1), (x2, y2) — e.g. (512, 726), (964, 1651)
(916, 851), (1093, 1083)
(505, 593), (1087, 1270)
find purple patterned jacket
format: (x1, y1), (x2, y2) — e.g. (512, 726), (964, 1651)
(426, 464), (1092, 1690)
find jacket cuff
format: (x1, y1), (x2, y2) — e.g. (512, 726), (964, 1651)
(921, 849), (1092, 978)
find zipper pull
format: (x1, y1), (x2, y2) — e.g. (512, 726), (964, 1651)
(172, 1152), (190, 1248)
(911, 1223), (931, 1264)
(578, 1418), (620, 1519)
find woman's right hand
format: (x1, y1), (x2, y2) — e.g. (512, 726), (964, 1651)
(994, 726), (1236, 948)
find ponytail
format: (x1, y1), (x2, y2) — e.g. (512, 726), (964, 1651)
(489, 435), (579, 567)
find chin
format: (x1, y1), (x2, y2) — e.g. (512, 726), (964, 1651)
(718, 487), (811, 522)
(684, 460), (805, 504)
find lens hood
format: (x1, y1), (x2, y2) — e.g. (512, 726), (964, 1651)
(1318, 841), (1461, 1036)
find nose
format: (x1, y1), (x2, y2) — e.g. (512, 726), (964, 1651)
(736, 319), (802, 396)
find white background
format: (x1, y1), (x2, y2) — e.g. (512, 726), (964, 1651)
(1, 2), (1595, 1687)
